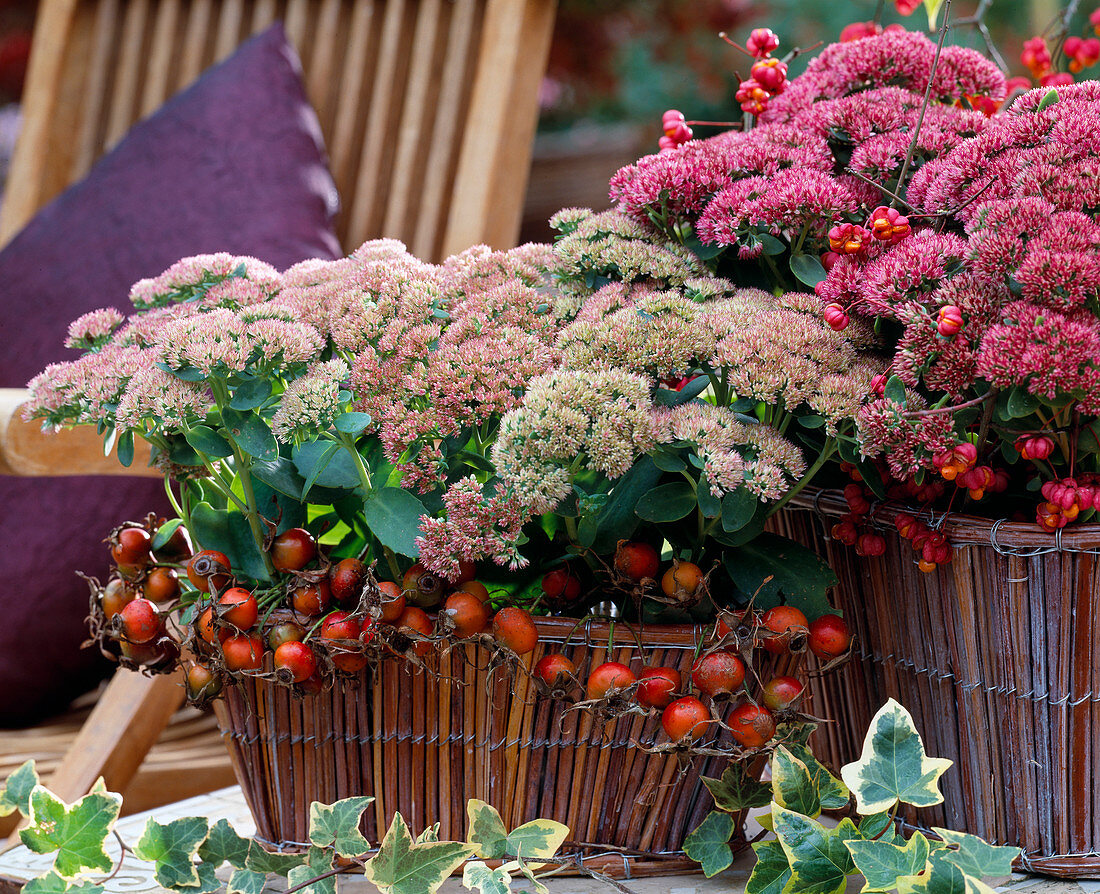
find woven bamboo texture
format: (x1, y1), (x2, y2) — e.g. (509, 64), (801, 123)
(770, 488), (1100, 878)
(216, 616), (796, 876)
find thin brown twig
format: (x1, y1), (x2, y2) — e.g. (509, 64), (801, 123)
(845, 168), (914, 211)
(893, 0), (955, 204)
(902, 392), (992, 419)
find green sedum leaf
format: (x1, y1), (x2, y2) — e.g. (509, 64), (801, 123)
(683, 810), (735, 877)
(364, 813), (475, 894)
(790, 253), (827, 287)
(846, 832), (931, 892)
(772, 806), (860, 894)
(933, 828), (1019, 878)
(20, 786), (122, 878)
(309, 796), (374, 857)
(133, 816), (211, 889)
(461, 861), (512, 894)
(702, 763), (772, 812)
(840, 699), (952, 815)
(334, 412), (373, 435)
(361, 487), (429, 558)
(0, 760), (39, 816)
(746, 838), (792, 894)
(221, 408), (278, 462)
(189, 502), (271, 582)
(635, 481), (697, 522)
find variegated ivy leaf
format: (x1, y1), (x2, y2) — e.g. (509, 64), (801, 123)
(505, 857), (549, 894)
(227, 868), (267, 894)
(771, 747), (821, 818)
(0, 760), (39, 817)
(896, 848), (999, 894)
(846, 831), (931, 893)
(286, 845), (336, 894)
(745, 838), (791, 894)
(683, 810), (736, 877)
(504, 819), (569, 862)
(244, 840), (307, 875)
(20, 786), (122, 878)
(364, 812), (475, 894)
(22, 872), (103, 894)
(840, 699), (952, 815)
(772, 805), (860, 894)
(133, 816), (211, 889)
(462, 861), (512, 894)
(416, 823), (440, 843)
(924, 0), (946, 29)
(466, 800), (508, 859)
(198, 818), (252, 868)
(308, 796), (374, 857)
(933, 828), (1019, 879)
(784, 744), (849, 810)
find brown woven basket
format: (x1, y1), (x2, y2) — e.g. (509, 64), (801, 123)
(770, 488), (1100, 878)
(213, 616), (796, 877)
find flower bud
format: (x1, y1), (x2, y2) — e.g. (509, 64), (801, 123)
(746, 28), (780, 58)
(936, 305), (964, 337)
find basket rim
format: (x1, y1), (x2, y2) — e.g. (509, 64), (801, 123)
(787, 486), (1100, 550)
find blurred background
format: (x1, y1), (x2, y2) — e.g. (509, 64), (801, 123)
(0, 0), (1087, 238)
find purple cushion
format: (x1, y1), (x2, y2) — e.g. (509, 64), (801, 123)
(0, 24), (341, 726)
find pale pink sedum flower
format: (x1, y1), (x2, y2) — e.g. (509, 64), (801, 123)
(272, 359), (351, 443)
(65, 308), (125, 350)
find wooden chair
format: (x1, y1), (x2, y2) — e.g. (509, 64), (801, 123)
(0, 0), (555, 840)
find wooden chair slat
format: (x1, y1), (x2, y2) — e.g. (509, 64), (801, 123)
(140, 0), (183, 116)
(72, 0), (120, 177)
(103, 0), (149, 148)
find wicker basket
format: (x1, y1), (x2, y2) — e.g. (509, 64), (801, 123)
(213, 616), (796, 876)
(770, 488), (1100, 878)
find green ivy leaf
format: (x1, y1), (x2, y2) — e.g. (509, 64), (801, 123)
(846, 832), (931, 892)
(133, 816), (211, 889)
(361, 487), (428, 558)
(184, 425), (234, 458)
(197, 819), (252, 869)
(309, 796), (374, 857)
(244, 841), (307, 876)
(286, 846), (336, 894)
(790, 253), (827, 287)
(505, 819), (569, 861)
(702, 763), (772, 812)
(20, 787), (122, 878)
(683, 810), (735, 877)
(858, 813), (896, 841)
(771, 747), (822, 818)
(932, 828), (1019, 878)
(221, 408), (278, 462)
(896, 848), (999, 894)
(23, 873), (103, 894)
(840, 699), (952, 814)
(635, 481), (697, 522)
(746, 838), (792, 894)
(773, 807), (860, 894)
(784, 744), (850, 810)
(364, 813), (475, 894)
(461, 861), (512, 894)
(227, 868), (267, 894)
(0, 760), (39, 816)
(185, 861), (221, 894)
(466, 800), (507, 859)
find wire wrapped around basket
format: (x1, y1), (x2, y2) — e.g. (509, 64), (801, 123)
(212, 616), (799, 877)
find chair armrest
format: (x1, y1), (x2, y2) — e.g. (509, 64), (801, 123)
(0, 388), (160, 477)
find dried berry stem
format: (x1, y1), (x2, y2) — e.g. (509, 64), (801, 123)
(893, 0), (955, 205)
